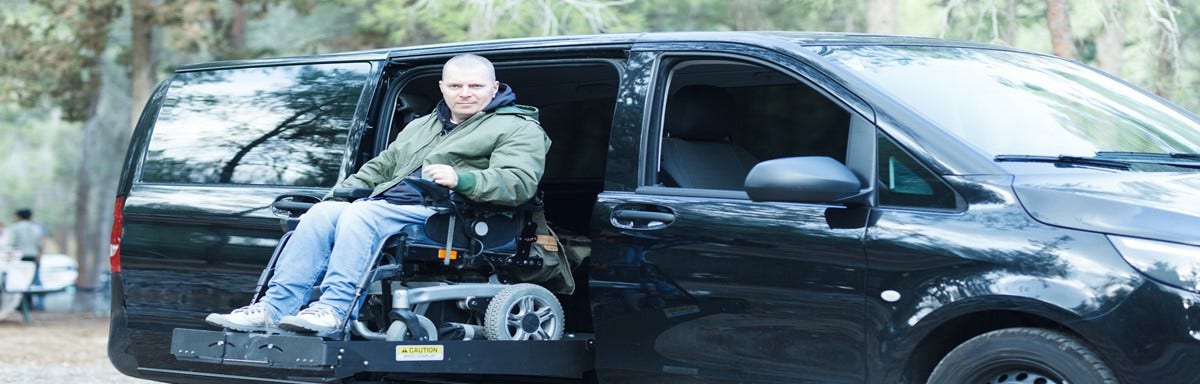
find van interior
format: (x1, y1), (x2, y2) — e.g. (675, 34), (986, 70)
(368, 60), (620, 239)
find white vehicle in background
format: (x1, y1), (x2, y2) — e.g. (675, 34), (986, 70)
(0, 253), (79, 319)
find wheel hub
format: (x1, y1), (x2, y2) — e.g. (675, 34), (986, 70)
(520, 313), (540, 332)
(990, 370), (1058, 384)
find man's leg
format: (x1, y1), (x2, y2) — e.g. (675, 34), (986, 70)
(207, 201), (349, 331)
(280, 200), (433, 333)
(260, 201), (354, 321)
(21, 255), (42, 311)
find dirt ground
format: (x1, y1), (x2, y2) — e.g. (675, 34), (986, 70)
(0, 311), (159, 384)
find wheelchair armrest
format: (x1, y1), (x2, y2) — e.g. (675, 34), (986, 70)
(332, 187), (373, 201)
(402, 177), (452, 207)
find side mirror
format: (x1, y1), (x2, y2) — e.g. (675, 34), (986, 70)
(745, 156), (863, 203)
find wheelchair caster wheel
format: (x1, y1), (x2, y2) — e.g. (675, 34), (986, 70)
(484, 283), (564, 341)
(386, 315), (438, 341)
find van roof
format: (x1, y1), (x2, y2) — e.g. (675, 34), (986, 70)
(175, 31), (1004, 72)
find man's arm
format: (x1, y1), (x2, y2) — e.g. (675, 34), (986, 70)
(455, 119), (550, 206)
(343, 147), (397, 189)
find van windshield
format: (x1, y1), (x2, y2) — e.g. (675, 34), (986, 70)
(815, 45), (1200, 161)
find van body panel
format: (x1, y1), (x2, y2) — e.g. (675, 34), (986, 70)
(864, 175), (1150, 380)
(1014, 172), (1200, 246)
(110, 58), (378, 380)
(110, 32), (1200, 384)
(591, 193), (868, 383)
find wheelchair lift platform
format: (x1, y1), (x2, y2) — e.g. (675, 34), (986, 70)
(171, 328), (595, 379)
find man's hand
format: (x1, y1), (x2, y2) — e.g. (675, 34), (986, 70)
(422, 164), (459, 188)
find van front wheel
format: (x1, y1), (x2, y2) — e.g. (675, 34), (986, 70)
(927, 327), (1118, 384)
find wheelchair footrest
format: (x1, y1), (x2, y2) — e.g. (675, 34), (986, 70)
(171, 328), (595, 379)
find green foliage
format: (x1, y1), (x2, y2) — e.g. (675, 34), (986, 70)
(625, 0), (856, 32)
(0, 0), (121, 122)
(345, 0), (637, 44)
(0, 103), (79, 242)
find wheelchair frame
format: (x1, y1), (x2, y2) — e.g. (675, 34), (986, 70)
(170, 180), (593, 380)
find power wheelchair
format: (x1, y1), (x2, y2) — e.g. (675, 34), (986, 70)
(259, 176), (573, 342)
(171, 178), (592, 380)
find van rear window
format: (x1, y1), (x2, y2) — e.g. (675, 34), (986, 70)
(141, 63), (369, 186)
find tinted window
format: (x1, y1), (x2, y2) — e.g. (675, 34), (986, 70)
(877, 134), (957, 209)
(656, 59), (850, 191)
(141, 63), (369, 186)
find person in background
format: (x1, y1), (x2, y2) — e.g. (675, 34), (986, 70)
(6, 208), (48, 309)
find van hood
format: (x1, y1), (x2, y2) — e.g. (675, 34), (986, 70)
(1013, 172), (1200, 246)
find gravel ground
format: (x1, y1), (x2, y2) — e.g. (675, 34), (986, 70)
(0, 311), (159, 384)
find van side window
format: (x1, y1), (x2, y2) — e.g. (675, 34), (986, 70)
(877, 135), (957, 209)
(656, 59), (850, 191)
(141, 63), (370, 186)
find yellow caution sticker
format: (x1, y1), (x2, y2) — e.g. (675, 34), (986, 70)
(395, 345), (444, 361)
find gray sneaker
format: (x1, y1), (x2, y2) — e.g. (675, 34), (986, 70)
(205, 303), (273, 332)
(279, 305), (341, 333)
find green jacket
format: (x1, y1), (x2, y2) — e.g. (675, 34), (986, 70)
(331, 104), (549, 206)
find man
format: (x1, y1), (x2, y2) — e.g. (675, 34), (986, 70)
(6, 209), (46, 281)
(7, 208), (47, 309)
(206, 54), (549, 334)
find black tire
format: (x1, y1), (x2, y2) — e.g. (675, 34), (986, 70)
(484, 283), (564, 341)
(385, 315), (438, 341)
(927, 327), (1118, 384)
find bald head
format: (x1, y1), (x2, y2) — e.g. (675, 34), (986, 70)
(443, 54), (496, 82)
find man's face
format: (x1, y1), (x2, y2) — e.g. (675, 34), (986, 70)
(439, 63), (498, 122)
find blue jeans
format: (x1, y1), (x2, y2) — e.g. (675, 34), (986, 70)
(260, 199), (434, 322)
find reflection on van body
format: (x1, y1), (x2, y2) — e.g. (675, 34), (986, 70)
(110, 33), (1200, 384)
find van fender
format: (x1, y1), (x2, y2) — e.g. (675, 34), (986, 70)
(882, 274), (1144, 383)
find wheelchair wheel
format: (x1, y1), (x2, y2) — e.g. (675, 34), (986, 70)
(386, 315), (438, 341)
(484, 283), (564, 341)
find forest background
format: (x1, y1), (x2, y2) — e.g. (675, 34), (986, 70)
(0, 0), (1192, 311)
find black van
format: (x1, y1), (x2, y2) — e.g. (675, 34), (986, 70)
(109, 32), (1200, 384)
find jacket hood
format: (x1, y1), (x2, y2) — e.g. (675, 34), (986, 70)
(484, 82), (517, 111)
(1013, 172), (1200, 246)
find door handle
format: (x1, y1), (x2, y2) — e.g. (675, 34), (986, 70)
(611, 209), (675, 230)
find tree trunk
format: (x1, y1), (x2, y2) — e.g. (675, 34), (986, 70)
(229, 0), (247, 55)
(131, 0), (157, 131)
(467, 0), (496, 39)
(731, 0), (767, 30)
(867, 0), (897, 34)
(1148, 0), (1179, 99)
(1002, 0), (1018, 45)
(1094, 0), (1123, 76)
(73, 93), (99, 313)
(1155, 28), (1177, 99)
(1045, 0), (1078, 59)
